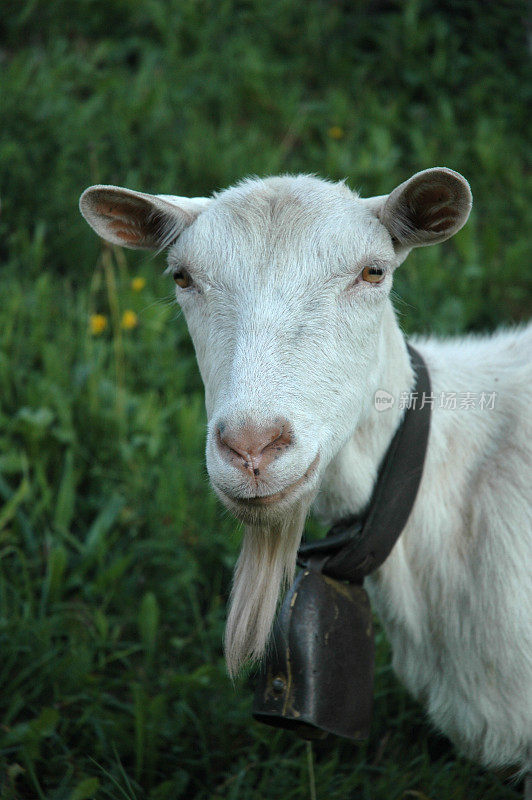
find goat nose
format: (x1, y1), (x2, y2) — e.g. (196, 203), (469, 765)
(216, 419), (293, 476)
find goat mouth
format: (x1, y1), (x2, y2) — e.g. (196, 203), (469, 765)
(221, 453), (320, 507)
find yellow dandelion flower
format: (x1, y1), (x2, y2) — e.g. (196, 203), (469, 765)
(328, 125), (344, 140)
(131, 276), (146, 292)
(90, 314), (107, 335)
(121, 310), (138, 330)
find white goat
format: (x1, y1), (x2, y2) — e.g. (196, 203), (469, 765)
(80, 168), (532, 776)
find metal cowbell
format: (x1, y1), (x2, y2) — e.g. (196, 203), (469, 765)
(252, 568), (375, 741)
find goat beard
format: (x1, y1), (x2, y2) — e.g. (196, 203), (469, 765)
(224, 504), (308, 679)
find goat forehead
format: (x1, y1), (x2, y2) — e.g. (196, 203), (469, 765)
(214, 175), (356, 222)
(174, 176), (386, 281)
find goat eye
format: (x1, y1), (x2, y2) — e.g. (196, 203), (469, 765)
(172, 268), (193, 289)
(361, 265), (385, 284)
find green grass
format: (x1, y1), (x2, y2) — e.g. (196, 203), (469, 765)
(0, 1), (530, 798)
(1, 261), (522, 800)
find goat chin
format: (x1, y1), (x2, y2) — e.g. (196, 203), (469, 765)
(224, 502), (308, 679)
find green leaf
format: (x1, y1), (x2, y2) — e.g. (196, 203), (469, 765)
(84, 493), (125, 559)
(17, 407), (55, 429)
(29, 707), (59, 737)
(54, 448), (77, 532)
(45, 545), (68, 603)
(0, 473), (30, 531)
(69, 777), (100, 800)
(138, 591), (159, 658)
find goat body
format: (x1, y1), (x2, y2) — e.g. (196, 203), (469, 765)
(80, 169), (532, 774)
(316, 321), (532, 770)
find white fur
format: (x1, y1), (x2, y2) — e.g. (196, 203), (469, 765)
(80, 170), (531, 773)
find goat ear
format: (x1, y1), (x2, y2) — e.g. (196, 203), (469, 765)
(79, 185), (211, 250)
(378, 168), (472, 248)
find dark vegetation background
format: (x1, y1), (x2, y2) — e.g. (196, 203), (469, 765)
(0, 1), (530, 798)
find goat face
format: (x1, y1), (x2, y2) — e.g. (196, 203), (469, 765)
(176, 176), (403, 526)
(80, 169), (471, 672)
